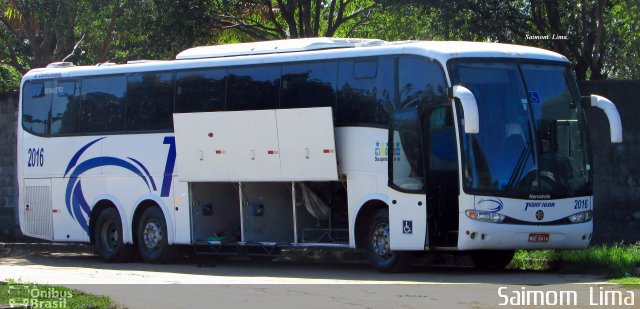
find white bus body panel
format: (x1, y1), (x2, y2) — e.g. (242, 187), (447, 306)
(20, 133), (181, 244)
(387, 191), (427, 250)
(458, 193), (593, 249)
(173, 107), (338, 182)
(336, 127), (428, 250)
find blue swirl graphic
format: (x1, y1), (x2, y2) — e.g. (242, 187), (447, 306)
(476, 198), (504, 213)
(64, 138), (156, 233)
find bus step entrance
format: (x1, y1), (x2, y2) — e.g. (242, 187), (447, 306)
(301, 228), (349, 244)
(244, 242), (283, 257)
(193, 241), (241, 256)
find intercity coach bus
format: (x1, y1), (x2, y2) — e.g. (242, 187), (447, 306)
(17, 38), (622, 272)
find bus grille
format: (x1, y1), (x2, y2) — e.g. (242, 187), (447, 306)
(24, 186), (54, 240)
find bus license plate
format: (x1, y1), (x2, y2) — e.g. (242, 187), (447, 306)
(528, 233), (549, 243)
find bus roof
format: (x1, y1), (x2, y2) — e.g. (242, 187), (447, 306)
(23, 39), (569, 81)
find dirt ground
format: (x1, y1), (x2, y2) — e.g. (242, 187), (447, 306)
(0, 243), (636, 308)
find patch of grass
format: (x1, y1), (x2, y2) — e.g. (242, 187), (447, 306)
(510, 243), (640, 278)
(508, 249), (555, 270)
(611, 276), (640, 287)
(556, 244), (640, 277)
(0, 279), (121, 308)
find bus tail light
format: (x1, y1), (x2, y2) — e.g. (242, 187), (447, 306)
(568, 210), (592, 223)
(465, 209), (505, 223)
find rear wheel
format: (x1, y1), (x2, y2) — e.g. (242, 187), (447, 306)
(137, 206), (177, 263)
(470, 250), (515, 270)
(94, 208), (134, 263)
(367, 209), (413, 273)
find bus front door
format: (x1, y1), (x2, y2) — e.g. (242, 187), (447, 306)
(424, 105), (460, 247)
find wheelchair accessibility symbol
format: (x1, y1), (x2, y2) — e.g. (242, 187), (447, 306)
(402, 220), (413, 234)
(528, 91), (541, 104)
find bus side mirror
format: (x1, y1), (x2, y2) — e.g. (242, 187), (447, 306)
(451, 85), (479, 134)
(590, 95), (623, 143)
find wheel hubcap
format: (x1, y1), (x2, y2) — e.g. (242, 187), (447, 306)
(100, 220), (119, 253)
(372, 223), (391, 260)
(143, 220), (162, 249)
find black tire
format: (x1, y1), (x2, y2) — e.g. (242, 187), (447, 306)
(94, 208), (134, 263)
(470, 250), (515, 270)
(366, 209), (413, 273)
(137, 206), (177, 263)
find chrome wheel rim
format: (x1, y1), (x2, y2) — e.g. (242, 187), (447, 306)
(372, 223), (392, 260)
(143, 219), (162, 250)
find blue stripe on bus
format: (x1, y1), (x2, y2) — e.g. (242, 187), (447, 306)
(69, 157), (151, 189)
(161, 136), (176, 197)
(128, 157), (157, 191)
(64, 137), (104, 177)
(72, 181), (90, 232)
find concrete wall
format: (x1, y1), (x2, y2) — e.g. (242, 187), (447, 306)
(0, 91), (17, 240)
(580, 80), (640, 244)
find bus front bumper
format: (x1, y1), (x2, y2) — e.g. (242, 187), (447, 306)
(457, 214), (592, 250)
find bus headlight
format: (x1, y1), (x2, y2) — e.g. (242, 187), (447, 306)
(465, 209), (505, 223)
(568, 210), (592, 223)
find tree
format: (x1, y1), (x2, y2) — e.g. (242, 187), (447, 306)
(76, 0), (222, 64)
(213, 0), (379, 40)
(528, 0), (609, 80)
(605, 0), (640, 79)
(0, 0), (81, 73)
(372, 0), (631, 80)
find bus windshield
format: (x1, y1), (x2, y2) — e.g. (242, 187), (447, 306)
(449, 60), (591, 197)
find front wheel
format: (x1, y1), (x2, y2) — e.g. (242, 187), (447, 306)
(137, 206), (177, 263)
(94, 208), (134, 263)
(470, 250), (515, 270)
(367, 209), (413, 273)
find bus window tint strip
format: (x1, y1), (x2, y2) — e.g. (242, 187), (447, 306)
(80, 75), (126, 133)
(51, 80), (80, 135)
(175, 69), (226, 113)
(126, 72), (174, 131)
(281, 61), (337, 109)
(21, 55), (449, 136)
(23, 81), (51, 135)
(227, 65), (280, 111)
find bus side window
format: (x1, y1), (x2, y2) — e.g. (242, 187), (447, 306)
(336, 58), (395, 127)
(428, 107), (457, 172)
(281, 61), (337, 109)
(126, 72), (174, 131)
(175, 69), (226, 113)
(51, 80), (80, 135)
(398, 56), (448, 109)
(227, 65), (280, 111)
(80, 75), (126, 133)
(22, 81), (52, 135)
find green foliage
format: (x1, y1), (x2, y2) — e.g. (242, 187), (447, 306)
(0, 0), (637, 81)
(510, 244), (640, 278)
(508, 249), (555, 271)
(556, 244), (640, 277)
(212, 0), (379, 40)
(606, 0), (640, 79)
(0, 280), (120, 308)
(610, 277), (640, 287)
(0, 64), (20, 92)
(75, 0), (222, 63)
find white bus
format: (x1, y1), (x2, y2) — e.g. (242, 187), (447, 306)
(17, 38), (622, 272)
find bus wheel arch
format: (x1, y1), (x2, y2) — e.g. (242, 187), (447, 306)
(90, 201), (135, 263)
(354, 199), (388, 249)
(133, 200), (177, 263)
(355, 200), (413, 273)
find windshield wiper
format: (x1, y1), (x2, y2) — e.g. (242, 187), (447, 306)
(506, 143), (530, 190)
(506, 122), (537, 191)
